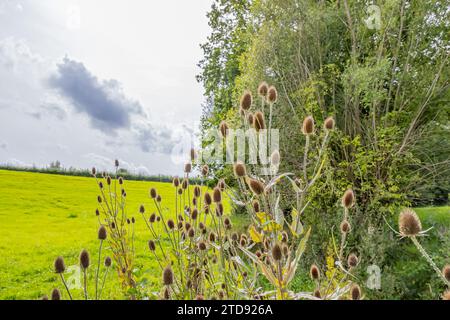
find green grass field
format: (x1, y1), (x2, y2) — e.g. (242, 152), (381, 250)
(0, 169), (448, 300)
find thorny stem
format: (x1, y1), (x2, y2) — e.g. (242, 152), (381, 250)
(98, 266), (110, 300)
(303, 135), (310, 182)
(411, 236), (450, 286)
(83, 269), (88, 300)
(95, 240), (103, 299)
(59, 273), (73, 300)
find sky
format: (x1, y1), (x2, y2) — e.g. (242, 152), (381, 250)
(0, 0), (212, 175)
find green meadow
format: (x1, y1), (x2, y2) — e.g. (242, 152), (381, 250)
(0, 169), (447, 300)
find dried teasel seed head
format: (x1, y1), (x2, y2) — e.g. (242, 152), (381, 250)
(156, 216), (161, 222)
(163, 266), (174, 286)
(248, 178), (265, 195)
(198, 241), (207, 251)
(240, 90), (252, 110)
(201, 165), (209, 176)
(104, 256), (112, 267)
(209, 232), (216, 242)
(139, 204), (145, 214)
(217, 179), (226, 191)
(252, 200), (260, 213)
(347, 253), (359, 268)
(118, 177), (123, 185)
(194, 186), (201, 198)
(148, 240), (156, 252)
(302, 116), (315, 135)
(310, 264), (320, 280)
(177, 222), (183, 229)
(443, 265), (450, 282)
(156, 194), (162, 202)
(271, 150), (280, 167)
(282, 244), (289, 257)
(314, 289), (321, 299)
(342, 189), (355, 208)
(184, 162), (192, 173)
(231, 232), (239, 242)
(185, 222), (191, 231)
(215, 202), (224, 216)
(281, 231), (288, 243)
(219, 121), (229, 138)
(267, 85), (278, 103)
(188, 228), (195, 238)
(224, 217), (231, 227)
(150, 188), (157, 199)
(127, 218), (131, 224)
(247, 113), (254, 126)
(190, 148), (196, 161)
(95, 208), (99, 216)
(98, 225), (107, 240)
(182, 179), (188, 190)
(167, 219), (175, 230)
(54, 256), (65, 274)
(233, 162), (247, 177)
(213, 187), (222, 203)
(114, 159), (119, 167)
(254, 111), (265, 131)
(131, 217), (135, 224)
(258, 81), (269, 97)
(271, 243), (282, 261)
(91, 167), (96, 176)
(111, 221), (116, 229)
(350, 284), (361, 300)
(178, 187), (183, 195)
(106, 176), (111, 185)
(79, 249), (90, 270)
(324, 116), (335, 130)
(199, 222), (205, 230)
(51, 288), (61, 300)
(398, 208), (422, 237)
(340, 220), (351, 234)
(149, 213), (156, 223)
(98, 181), (103, 189)
(443, 290), (450, 300)
(204, 192), (212, 205)
(191, 209), (198, 220)
(173, 177), (180, 187)
(97, 195), (102, 203)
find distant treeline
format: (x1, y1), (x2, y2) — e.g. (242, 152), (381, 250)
(0, 165), (205, 184)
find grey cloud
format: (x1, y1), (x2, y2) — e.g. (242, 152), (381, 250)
(134, 124), (174, 154)
(48, 57), (144, 133)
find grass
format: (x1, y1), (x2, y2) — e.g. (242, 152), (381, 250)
(0, 169), (239, 300)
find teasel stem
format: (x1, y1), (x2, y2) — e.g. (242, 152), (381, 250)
(95, 240), (103, 299)
(303, 135), (310, 182)
(268, 102), (273, 146)
(339, 208), (349, 261)
(277, 261), (284, 300)
(59, 273), (73, 300)
(98, 266), (109, 300)
(83, 268), (88, 300)
(411, 236), (450, 286)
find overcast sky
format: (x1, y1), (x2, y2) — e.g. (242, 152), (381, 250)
(0, 0), (212, 175)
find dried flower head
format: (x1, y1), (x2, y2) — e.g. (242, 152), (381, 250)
(314, 289), (321, 299)
(198, 241), (207, 251)
(79, 249), (90, 270)
(219, 121), (229, 138)
(258, 81), (269, 97)
(163, 266), (174, 286)
(240, 90), (252, 110)
(182, 179), (188, 190)
(118, 177), (123, 185)
(443, 265), (450, 282)
(150, 188), (157, 199)
(217, 179), (226, 191)
(188, 228), (195, 238)
(91, 167), (96, 176)
(213, 187), (222, 203)
(54, 256), (65, 274)
(233, 162), (247, 177)
(324, 116), (335, 130)
(350, 284), (361, 300)
(209, 232), (216, 242)
(173, 177), (180, 187)
(98, 225), (107, 240)
(248, 178), (265, 195)
(201, 165), (209, 176)
(156, 195), (162, 202)
(204, 192), (212, 206)
(271, 243), (282, 261)
(310, 264), (320, 280)
(167, 219), (175, 230)
(254, 111), (265, 131)
(184, 162), (192, 173)
(443, 290), (450, 300)
(51, 288), (61, 300)
(347, 253), (359, 268)
(114, 159), (119, 167)
(302, 116), (315, 135)
(104, 256), (112, 267)
(342, 189), (355, 208)
(340, 220), (351, 234)
(149, 213), (156, 223)
(247, 113), (254, 126)
(398, 208), (422, 237)
(267, 85), (278, 103)
(216, 203), (224, 216)
(252, 200), (260, 213)
(191, 209), (198, 220)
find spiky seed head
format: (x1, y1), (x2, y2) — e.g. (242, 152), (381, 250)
(163, 266), (174, 286)
(91, 167), (96, 176)
(184, 162), (192, 173)
(258, 81), (269, 97)
(398, 208), (422, 237)
(342, 189), (355, 208)
(324, 116), (335, 130)
(443, 265), (450, 282)
(201, 165), (209, 176)
(252, 200), (260, 213)
(240, 90), (252, 110)
(156, 195), (162, 202)
(188, 228), (195, 238)
(106, 176), (111, 185)
(156, 216), (161, 222)
(198, 241), (207, 251)
(54, 256), (65, 274)
(182, 179), (188, 190)
(204, 192), (212, 205)
(167, 219), (175, 230)
(340, 220), (351, 234)
(209, 232), (216, 242)
(139, 204), (145, 214)
(127, 218), (131, 224)
(194, 186), (201, 198)
(97, 195), (102, 203)
(217, 179), (226, 191)
(132, 217), (136, 224)
(233, 162), (247, 177)
(247, 113), (254, 126)
(302, 116), (315, 135)
(224, 217), (231, 227)
(443, 290), (450, 300)
(79, 249), (90, 270)
(150, 188), (157, 199)
(213, 187), (222, 203)
(348, 253), (359, 268)
(98, 181), (103, 189)
(254, 111), (266, 131)
(173, 177), (180, 187)
(216, 203), (224, 216)
(177, 221), (183, 229)
(248, 178), (265, 195)
(240, 238), (247, 247)
(191, 209), (198, 220)
(185, 222), (191, 231)
(267, 86), (278, 103)
(118, 177), (123, 185)
(111, 222), (116, 229)
(177, 187), (183, 195)
(282, 244), (289, 257)
(314, 289), (321, 299)
(310, 264), (320, 280)
(351, 284), (361, 300)
(231, 232), (238, 242)
(148, 240), (156, 251)
(272, 243), (282, 261)
(219, 121), (229, 138)
(149, 213), (156, 223)
(98, 225), (107, 240)
(199, 222), (205, 230)
(114, 159), (119, 167)
(51, 288), (61, 300)
(95, 208), (99, 216)
(104, 256), (112, 267)
(271, 150), (280, 166)
(281, 231), (288, 243)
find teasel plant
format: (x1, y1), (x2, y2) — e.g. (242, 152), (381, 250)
(386, 208), (450, 298)
(92, 160), (137, 295)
